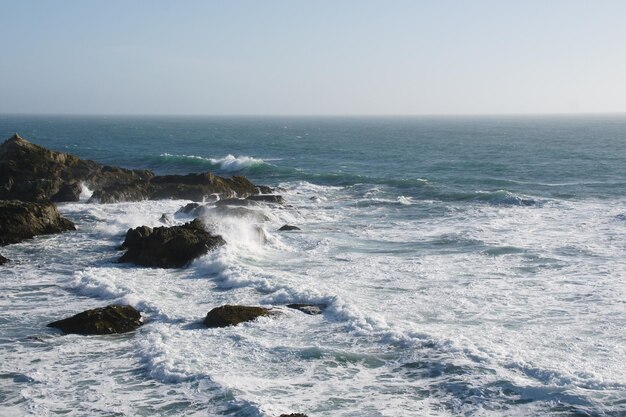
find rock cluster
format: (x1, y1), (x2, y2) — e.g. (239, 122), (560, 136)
(47, 305), (142, 335)
(0, 134), (264, 203)
(0, 134), (153, 202)
(0, 200), (75, 245)
(119, 219), (225, 268)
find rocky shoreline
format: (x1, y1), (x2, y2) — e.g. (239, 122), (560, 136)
(1, 134), (307, 416)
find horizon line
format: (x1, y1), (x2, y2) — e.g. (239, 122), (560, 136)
(1, 111), (626, 119)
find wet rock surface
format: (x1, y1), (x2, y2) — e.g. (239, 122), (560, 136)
(279, 225), (301, 231)
(203, 305), (272, 328)
(286, 304), (325, 315)
(47, 305), (143, 335)
(119, 219), (225, 268)
(0, 200), (76, 245)
(1, 134), (262, 203)
(0, 253), (8, 265)
(0, 134), (153, 202)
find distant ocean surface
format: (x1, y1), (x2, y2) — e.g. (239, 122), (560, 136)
(1, 115), (625, 417)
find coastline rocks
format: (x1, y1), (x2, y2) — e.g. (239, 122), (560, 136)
(203, 305), (271, 328)
(279, 225), (300, 231)
(286, 304), (325, 315)
(246, 194), (284, 204)
(90, 172), (260, 203)
(0, 254), (8, 265)
(47, 305), (142, 335)
(51, 182), (82, 202)
(119, 219), (225, 268)
(0, 200), (76, 245)
(0, 134), (262, 203)
(0, 134), (153, 202)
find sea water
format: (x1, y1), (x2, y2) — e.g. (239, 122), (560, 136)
(0, 115), (625, 416)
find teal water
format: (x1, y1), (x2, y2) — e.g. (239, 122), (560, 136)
(0, 115), (625, 417)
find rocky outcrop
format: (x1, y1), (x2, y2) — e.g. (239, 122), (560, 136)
(203, 305), (271, 328)
(279, 225), (300, 231)
(47, 305), (142, 335)
(119, 219), (225, 268)
(0, 254), (8, 265)
(0, 134), (262, 203)
(0, 134), (153, 202)
(0, 200), (75, 245)
(90, 173), (259, 203)
(286, 304), (325, 315)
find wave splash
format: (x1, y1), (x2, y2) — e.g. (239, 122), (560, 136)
(159, 153), (268, 173)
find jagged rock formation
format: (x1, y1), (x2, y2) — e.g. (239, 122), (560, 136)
(0, 200), (75, 245)
(118, 219), (225, 268)
(0, 134), (262, 203)
(203, 305), (272, 328)
(0, 134), (153, 202)
(47, 305), (143, 335)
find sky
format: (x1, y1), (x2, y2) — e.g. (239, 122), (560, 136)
(1, 0), (625, 116)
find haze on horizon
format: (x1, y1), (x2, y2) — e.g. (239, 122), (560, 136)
(1, 0), (625, 117)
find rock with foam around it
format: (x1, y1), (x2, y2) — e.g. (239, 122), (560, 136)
(203, 305), (272, 328)
(119, 219), (225, 268)
(47, 305), (142, 335)
(0, 200), (75, 245)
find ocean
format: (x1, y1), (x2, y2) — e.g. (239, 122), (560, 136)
(0, 115), (625, 416)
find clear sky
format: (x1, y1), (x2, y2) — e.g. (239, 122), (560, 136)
(1, 0), (625, 116)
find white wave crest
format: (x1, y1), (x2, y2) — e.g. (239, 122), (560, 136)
(209, 154), (267, 172)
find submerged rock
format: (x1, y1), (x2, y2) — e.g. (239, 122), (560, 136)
(203, 305), (271, 328)
(279, 414), (309, 417)
(286, 304), (325, 315)
(0, 200), (75, 245)
(0, 254), (8, 265)
(279, 225), (300, 231)
(47, 305), (142, 335)
(119, 219), (225, 268)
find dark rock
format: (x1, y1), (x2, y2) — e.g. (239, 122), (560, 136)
(279, 225), (300, 231)
(213, 206), (271, 222)
(51, 182), (82, 202)
(0, 135), (262, 203)
(0, 200), (75, 245)
(89, 180), (151, 203)
(176, 202), (201, 214)
(246, 194), (284, 204)
(203, 305), (271, 328)
(286, 304), (325, 315)
(279, 414), (309, 417)
(0, 134), (153, 202)
(0, 254), (8, 265)
(47, 305), (142, 335)
(149, 173), (258, 201)
(119, 219), (225, 268)
(257, 185), (273, 194)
